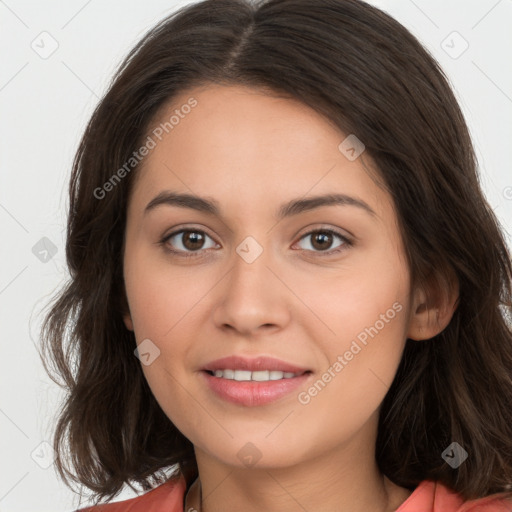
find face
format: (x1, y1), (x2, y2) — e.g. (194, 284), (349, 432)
(122, 84), (416, 470)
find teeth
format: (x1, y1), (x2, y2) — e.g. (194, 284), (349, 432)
(234, 370), (252, 381)
(210, 369), (302, 381)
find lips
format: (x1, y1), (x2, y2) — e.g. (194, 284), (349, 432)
(199, 355), (313, 406)
(200, 370), (312, 407)
(201, 355), (310, 374)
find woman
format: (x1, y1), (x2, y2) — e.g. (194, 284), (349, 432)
(41, 0), (512, 510)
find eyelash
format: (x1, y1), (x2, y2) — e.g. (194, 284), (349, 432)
(159, 227), (353, 259)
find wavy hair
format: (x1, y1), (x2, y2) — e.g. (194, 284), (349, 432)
(40, 0), (512, 505)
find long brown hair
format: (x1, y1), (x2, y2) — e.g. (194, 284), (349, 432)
(40, 0), (512, 505)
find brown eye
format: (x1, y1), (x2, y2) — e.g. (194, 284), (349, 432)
(310, 232), (334, 250)
(162, 229), (217, 256)
(296, 229), (351, 254)
(181, 231), (205, 250)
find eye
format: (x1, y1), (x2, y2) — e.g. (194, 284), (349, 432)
(294, 228), (352, 255)
(159, 226), (353, 259)
(160, 229), (218, 258)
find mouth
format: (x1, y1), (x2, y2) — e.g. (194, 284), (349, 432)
(201, 354), (311, 374)
(200, 367), (313, 407)
(200, 355), (314, 406)
(203, 368), (312, 381)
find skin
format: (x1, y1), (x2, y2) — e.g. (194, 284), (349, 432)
(122, 84), (458, 512)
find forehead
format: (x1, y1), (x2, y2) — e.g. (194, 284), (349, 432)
(129, 84), (390, 221)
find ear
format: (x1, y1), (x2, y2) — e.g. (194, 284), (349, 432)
(407, 266), (459, 341)
(123, 312), (134, 331)
(118, 281), (134, 331)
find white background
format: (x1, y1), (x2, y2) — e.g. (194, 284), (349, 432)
(1, 0), (511, 510)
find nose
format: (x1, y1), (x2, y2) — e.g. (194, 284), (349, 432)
(212, 241), (291, 337)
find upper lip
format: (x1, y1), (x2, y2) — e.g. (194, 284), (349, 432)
(202, 355), (310, 374)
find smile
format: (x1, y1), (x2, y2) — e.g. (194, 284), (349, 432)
(206, 369), (305, 381)
(201, 370), (313, 407)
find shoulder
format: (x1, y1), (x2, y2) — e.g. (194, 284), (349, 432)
(396, 480), (512, 512)
(74, 475), (186, 512)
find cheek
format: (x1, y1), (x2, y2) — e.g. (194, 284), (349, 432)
(292, 250), (409, 350)
(290, 291), (407, 450)
(293, 250), (409, 411)
(123, 247), (215, 423)
(123, 249), (202, 434)
(123, 245), (213, 340)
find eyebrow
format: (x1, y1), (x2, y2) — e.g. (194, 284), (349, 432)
(144, 190), (377, 219)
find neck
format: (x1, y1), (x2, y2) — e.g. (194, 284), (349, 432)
(186, 417), (411, 512)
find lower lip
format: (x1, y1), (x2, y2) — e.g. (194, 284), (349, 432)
(200, 371), (312, 407)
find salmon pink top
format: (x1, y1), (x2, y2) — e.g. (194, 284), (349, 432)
(76, 475), (512, 511)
